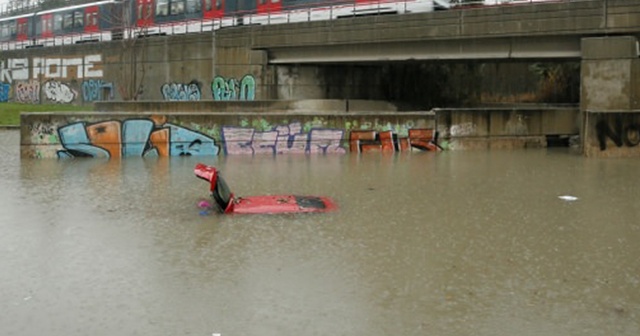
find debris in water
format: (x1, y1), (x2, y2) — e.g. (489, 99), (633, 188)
(558, 195), (579, 201)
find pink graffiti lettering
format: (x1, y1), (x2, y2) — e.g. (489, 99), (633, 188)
(15, 80), (40, 103)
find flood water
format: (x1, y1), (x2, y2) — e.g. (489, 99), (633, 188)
(1, 129), (639, 336)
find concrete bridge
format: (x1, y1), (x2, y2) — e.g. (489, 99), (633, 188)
(220, 0), (640, 63)
(8, 0), (640, 157)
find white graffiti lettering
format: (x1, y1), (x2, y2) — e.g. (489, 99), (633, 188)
(83, 55), (103, 78)
(0, 55), (103, 84)
(10, 59), (29, 81)
(450, 122), (477, 137)
(43, 81), (76, 104)
(0, 61), (9, 83)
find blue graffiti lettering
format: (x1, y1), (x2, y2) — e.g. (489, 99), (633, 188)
(56, 119), (220, 158)
(0, 83), (10, 102)
(161, 81), (201, 101)
(57, 122), (110, 158)
(212, 75), (255, 101)
(82, 79), (113, 102)
(122, 119), (154, 157)
(167, 123), (219, 156)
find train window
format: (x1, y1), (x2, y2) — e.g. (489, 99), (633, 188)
(171, 0), (185, 15)
(204, 0), (212, 11)
(53, 14), (63, 30)
(186, 0), (201, 13)
(74, 10), (83, 27)
(63, 13), (73, 29)
(272, 0), (279, 3)
(146, 4), (153, 18)
(138, 3), (144, 19)
(215, 0), (222, 10)
(156, 0), (169, 16)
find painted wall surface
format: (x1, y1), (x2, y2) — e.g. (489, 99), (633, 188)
(0, 54), (107, 104)
(20, 113), (438, 159)
(0, 35), (261, 104)
(0, 49), (258, 104)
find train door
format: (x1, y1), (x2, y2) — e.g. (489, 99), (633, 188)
(203, 0), (225, 19)
(137, 0), (154, 27)
(40, 14), (54, 38)
(256, 0), (282, 14)
(85, 6), (99, 32)
(16, 17), (29, 41)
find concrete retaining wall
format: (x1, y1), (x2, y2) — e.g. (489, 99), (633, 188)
(19, 104), (579, 158)
(20, 111), (437, 159)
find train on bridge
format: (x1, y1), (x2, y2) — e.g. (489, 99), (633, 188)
(0, 0), (559, 49)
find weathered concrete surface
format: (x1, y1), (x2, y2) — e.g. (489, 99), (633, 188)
(581, 36), (640, 157)
(435, 106), (579, 150)
(581, 36), (640, 112)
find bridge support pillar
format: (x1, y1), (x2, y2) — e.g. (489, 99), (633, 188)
(581, 36), (640, 157)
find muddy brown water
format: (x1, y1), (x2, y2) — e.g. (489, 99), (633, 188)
(1, 130), (638, 335)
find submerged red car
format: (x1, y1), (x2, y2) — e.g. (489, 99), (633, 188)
(194, 163), (338, 214)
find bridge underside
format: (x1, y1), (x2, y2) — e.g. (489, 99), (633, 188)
(268, 35), (582, 64)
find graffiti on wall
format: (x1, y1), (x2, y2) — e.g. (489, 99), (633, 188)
(0, 55), (103, 83)
(43, 80), (76, 104)
(55, 117), (220, 158)
(28, 116), (440, 159)
(595, 119), (640, 150)
(161, 81), (201, 101)
(220, 121), (440, 155)
(212, 75), (255, 101)
(350, 129), (440, 152)
(222, 122), (346, 155)
(82, 79), (114, 102)
(450, 122), (477, 137)
(15, 80), (40, 103)
(0, 82), (9, 102)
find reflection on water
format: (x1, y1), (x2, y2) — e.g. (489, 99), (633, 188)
(1, 129), (639, 336)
